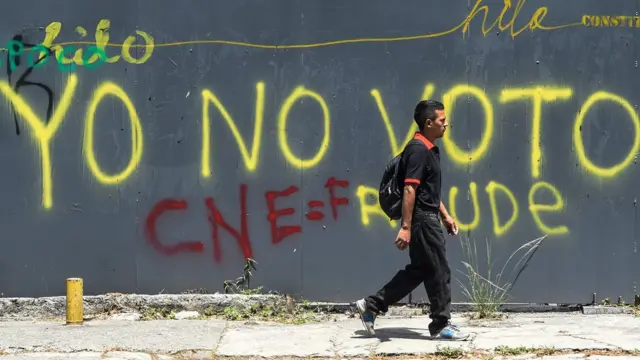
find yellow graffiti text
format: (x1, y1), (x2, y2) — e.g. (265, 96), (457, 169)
(201, 82), (266, 178)
(445, 180), (565, 237)
(528, 181), (568, 235)
(442, 84), (494, 165)
(448, 182), (480, 232)
(370, 83), (636, 179)
(278, 86), (331, 169)
(84, 82), (144, 184)
(0, 74), (78, 209)
(485, 181), (519, 237)
(573, 91), (640, 179)
(201, 83), (331, 178)
(370, 84), (435, 156)
(499, 87), (573, 179)
(582, 15), (640, 28)
(121, 30), (155, 64)
(461, 0), (576, 39)
(447, 180), (518, 236)
(39, 19), (154, 66)
(355, 185), (397, 228)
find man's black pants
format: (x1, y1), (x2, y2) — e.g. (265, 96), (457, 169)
(364, 211), (452, 335)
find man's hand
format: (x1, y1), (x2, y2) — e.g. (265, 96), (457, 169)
(442, 215), (459, 236)
(394, 228), (411, 250)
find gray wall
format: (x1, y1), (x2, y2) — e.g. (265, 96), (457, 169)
(0, 0), (638, 304)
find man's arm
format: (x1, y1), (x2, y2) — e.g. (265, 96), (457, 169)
(439, 201), (450, 219)
(401, 144), (428, 229)
(401, 184), (417, 229)
(439, 200), (459, 235)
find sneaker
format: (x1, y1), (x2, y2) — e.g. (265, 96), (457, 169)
(432, 323), (470, 341)
(354, 298), (377, 336)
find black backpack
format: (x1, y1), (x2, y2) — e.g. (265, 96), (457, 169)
(378, 151), (405, 220)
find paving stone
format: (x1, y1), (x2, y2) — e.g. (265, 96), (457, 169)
(0, 313), (638, 357)
(0, 353), (102, 360)
(103, 351), (153, 359)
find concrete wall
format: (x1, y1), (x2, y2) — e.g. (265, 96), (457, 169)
(0, 0), (638, 304)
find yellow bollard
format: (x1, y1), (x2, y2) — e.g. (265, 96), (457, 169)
(66, 278), (83, 325)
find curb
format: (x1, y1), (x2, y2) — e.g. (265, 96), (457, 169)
(0, 293), (287, 319)
(0, 293), (627, 319)
(304, 301), (584, 313)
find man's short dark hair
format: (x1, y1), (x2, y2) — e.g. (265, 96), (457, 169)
(414, 100), (445, 131)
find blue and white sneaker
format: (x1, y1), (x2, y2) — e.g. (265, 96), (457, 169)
(354, 298), (377, 336)
(432, 323), (470, 341)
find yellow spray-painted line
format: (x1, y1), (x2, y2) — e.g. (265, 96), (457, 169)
(0, 0), (583, 53)
(26, 21), (582, 51)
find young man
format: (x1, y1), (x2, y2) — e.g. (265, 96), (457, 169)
(354, 100), (469, 341)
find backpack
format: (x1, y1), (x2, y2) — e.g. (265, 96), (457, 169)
(378, 151), (405, 220)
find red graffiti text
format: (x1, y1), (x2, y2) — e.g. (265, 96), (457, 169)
(144, 177), (350, 263)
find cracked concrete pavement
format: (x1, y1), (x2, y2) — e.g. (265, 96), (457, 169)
(0, 313), (639, 359)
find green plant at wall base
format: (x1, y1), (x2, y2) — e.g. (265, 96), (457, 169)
(494, 346), (532, 356)
(435, 345), (465, 358)
(534, 346), (557, 357)
(224, 258), (262, 294)
(204, 301), (318, 324)
(140, 307), (177, 320)
(457, 235), (548, 319)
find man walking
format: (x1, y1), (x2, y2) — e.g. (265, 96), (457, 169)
(355, 100), (469, 341)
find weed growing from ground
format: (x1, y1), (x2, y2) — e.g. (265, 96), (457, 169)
(494, 345), (555, 357)
(435, 345), (465, 358)
(140, 307), (177, 320)
(204, 300), (320, 324)
(534, 346), (557, 356)
(494, 345), (531, 356)
(597, 295), (640, 317)
(224, 258), (260, 294)
(211, 257), (322, 323)
(457, 235), (548, 319)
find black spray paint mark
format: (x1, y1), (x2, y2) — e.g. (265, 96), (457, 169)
(5, 34), (55, 135)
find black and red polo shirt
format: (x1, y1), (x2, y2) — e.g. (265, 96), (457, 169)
(400, 132), (441, 214)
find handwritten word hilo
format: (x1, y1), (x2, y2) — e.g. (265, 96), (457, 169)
(6, 40), (107, 72)
(43, 20), (154, 66)
(3, 19), (155, 70)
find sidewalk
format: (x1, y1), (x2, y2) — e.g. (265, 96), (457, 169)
(0, 313), (639, 359)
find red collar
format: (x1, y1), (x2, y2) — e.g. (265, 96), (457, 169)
(413, 132), (435, 150)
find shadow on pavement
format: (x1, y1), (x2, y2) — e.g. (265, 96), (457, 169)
(352, 328), (433, 342)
